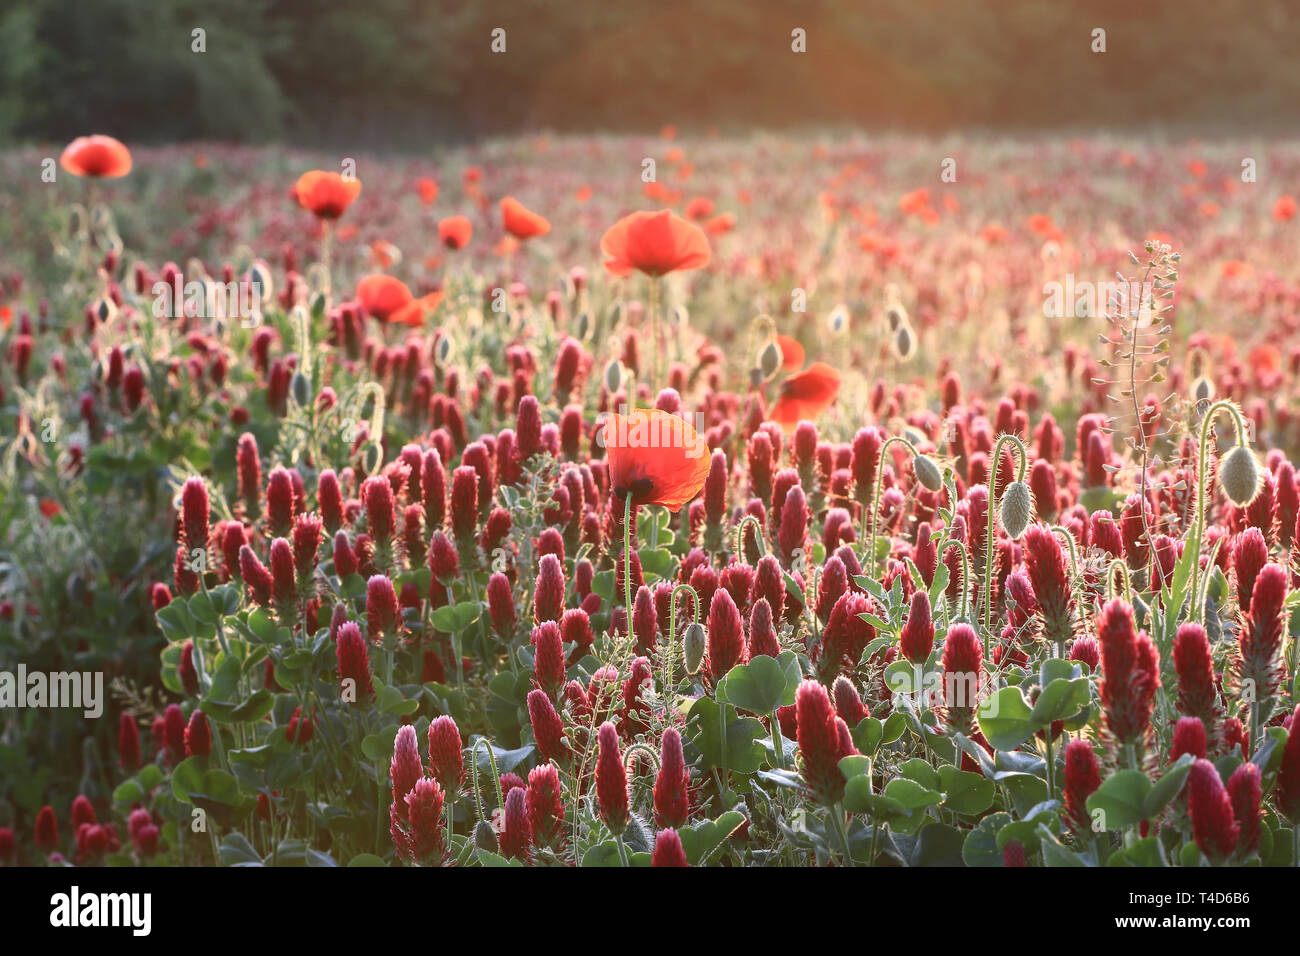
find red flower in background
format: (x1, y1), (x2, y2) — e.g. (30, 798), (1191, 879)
(602, 408), (710, 510)
(355, 274), (414, 321)
(438, 215), (473, 250)
(768, 362), (841, 428)
(500, 196), (550, 240)
(60, 135), (132, 178)
(777, 335), (805, 370)
(600, 210), (710, 277)
(293, 170), (361, 219)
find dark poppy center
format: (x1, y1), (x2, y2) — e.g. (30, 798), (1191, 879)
(614, 477), (655, 500)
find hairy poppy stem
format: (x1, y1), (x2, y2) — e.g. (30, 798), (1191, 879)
(623, 493), (634, 629)
(868, 436), (921, 573)
(1107, 558), (1132, 604)
(939, 538), (972, 622)
(734, 514), (766, 559)
(982, 435), (1028, 658)
(665, 583), (700, 701)
(1188, 399), (1250, 622)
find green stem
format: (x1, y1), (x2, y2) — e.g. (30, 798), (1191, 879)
(665, 583), (700, 703)
(735, 514), (766, 559)
(623, 493), (634, 628)
(939, 538), (972, 621)
(770, 709), (785, 770)
(830, 803), (856, 866)
(1188, 400), (1250, 623)
(868, 436), (921, 573)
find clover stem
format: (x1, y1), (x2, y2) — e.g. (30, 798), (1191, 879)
(1189, 400), (1250, 622)
(770, 709), (784, 770)
(830, 803), (855, 867)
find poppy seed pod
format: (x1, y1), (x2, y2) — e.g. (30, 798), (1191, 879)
(682, 621), (707, 675)
(1219, 444), (1261, 507)
(604, 358), (624, 394)
(998, 480), (1033, 539)
(912, 453), (943, 492)
(892, 322), (916, 361)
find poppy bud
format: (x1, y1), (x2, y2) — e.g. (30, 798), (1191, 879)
(682, 621), (707, 675)
(912, 453), (943, 493)
(1219, 444), (1261, 507)
(758, 340), (782, 380)
(998, 480), (1033, 539)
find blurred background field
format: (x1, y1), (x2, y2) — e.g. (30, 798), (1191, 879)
(2, 0), (1299, 147)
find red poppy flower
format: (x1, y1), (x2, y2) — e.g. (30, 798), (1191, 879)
(703, 212), (735, 235)
(600, 210), (711, 277)
(294, 171), (362, 219)
(355, 274), (414, 321)
(776, 335), (805, 370)
(768, 362), (841, 428)
(1274, 195), (1297, 223)
(601, 408), (710, 510)
(684, 196), (715, 221)
(60, 135), (132, 178)
(416, 177), (438, 205)
(40, 498), (61, 518)
(438, 215), (473, 250)
(500, 197), (550, 240)
(389, 291), (444, 328)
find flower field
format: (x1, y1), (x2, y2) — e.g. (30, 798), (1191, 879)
(2, 130), (1300, 871)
